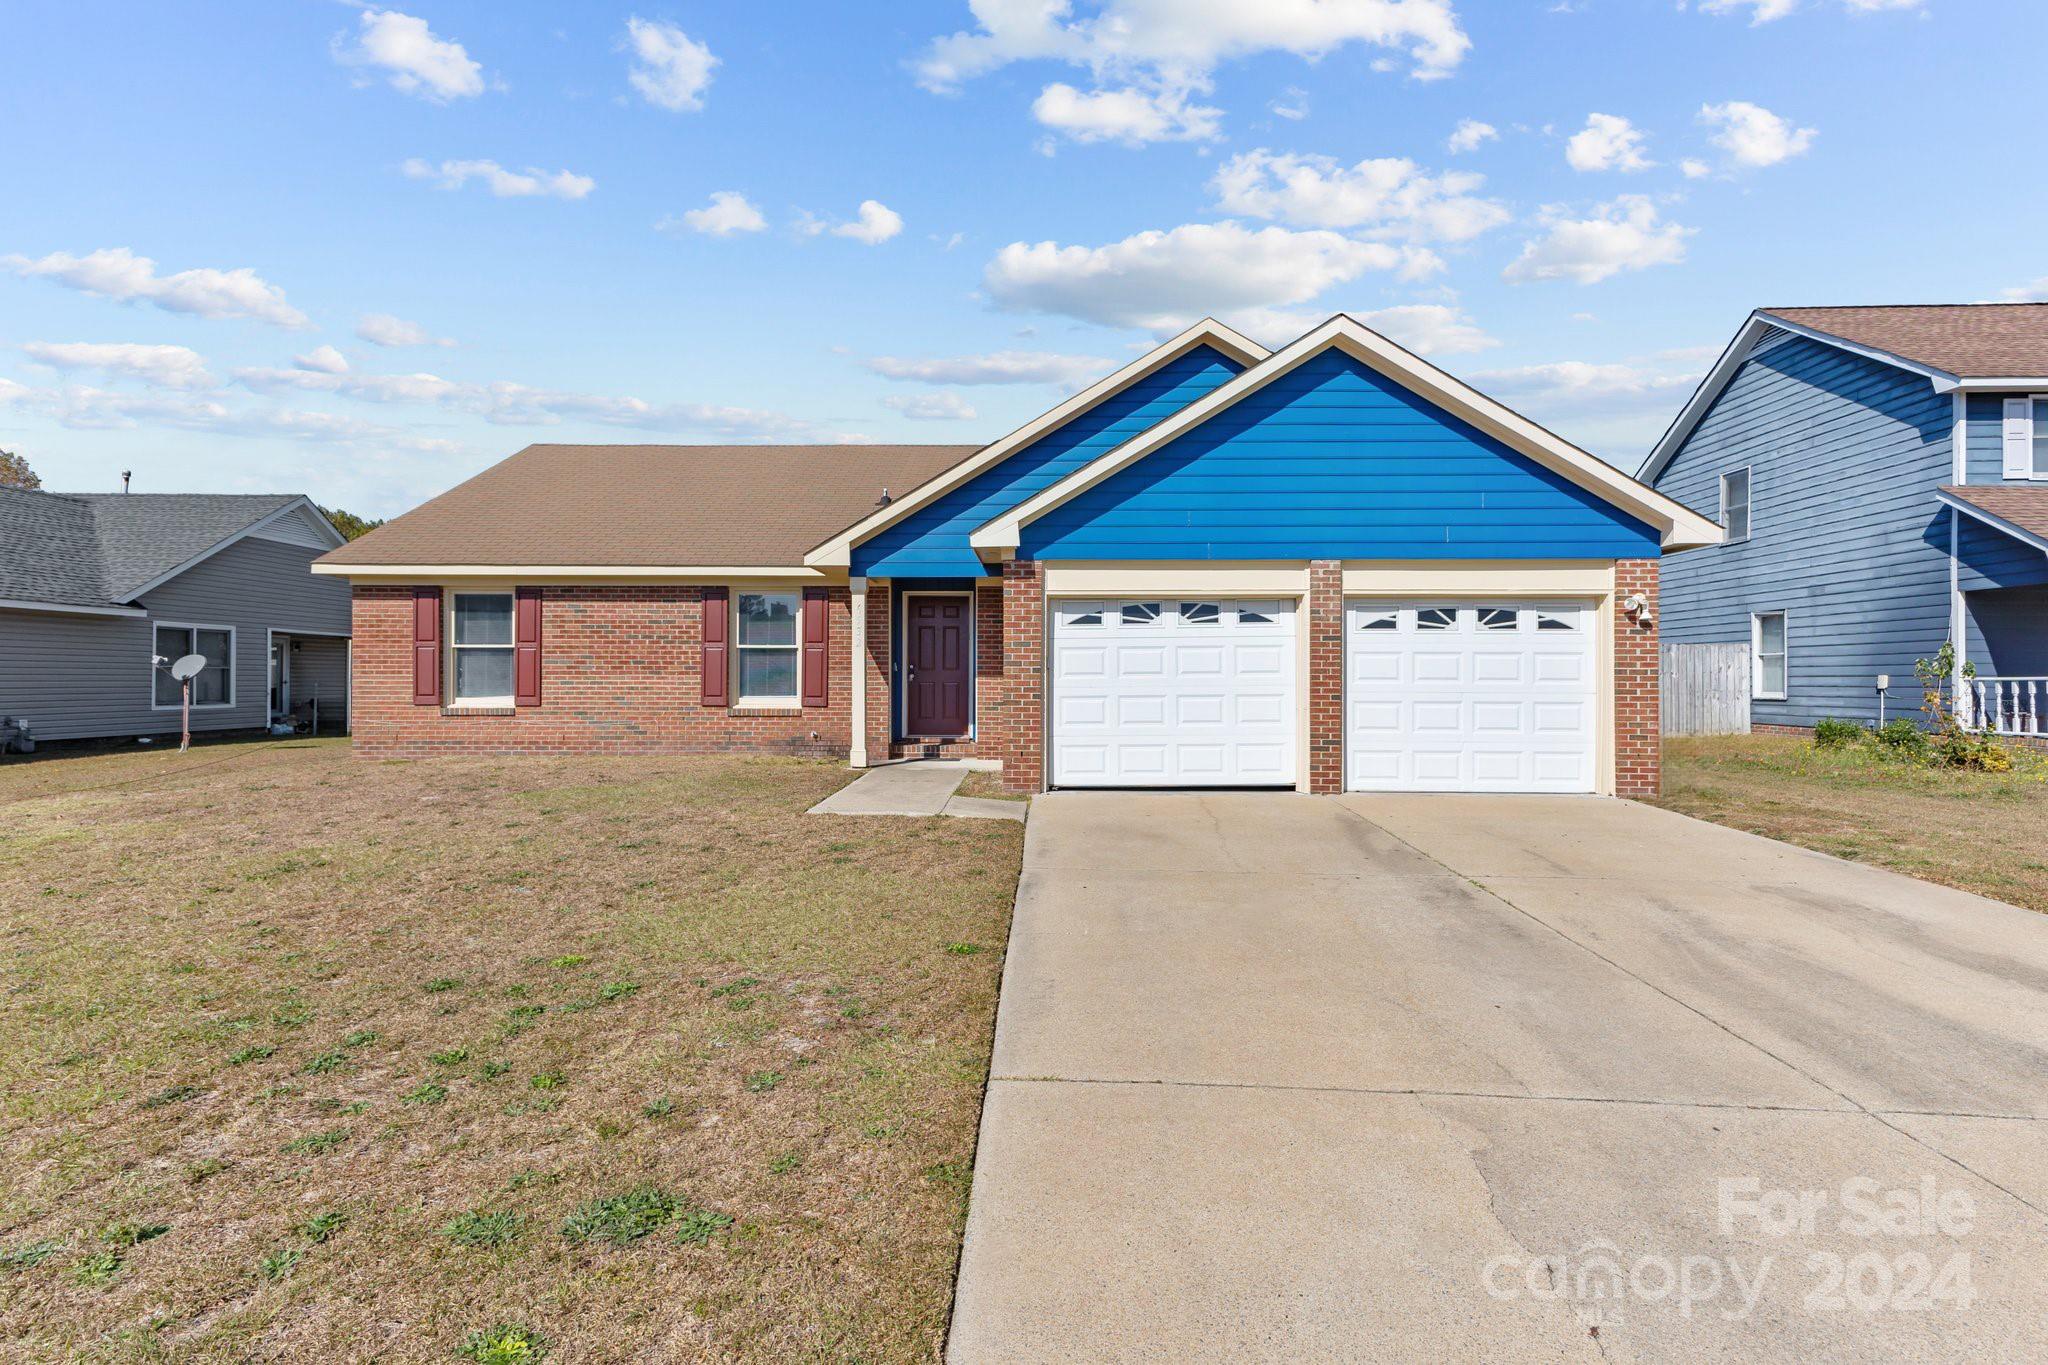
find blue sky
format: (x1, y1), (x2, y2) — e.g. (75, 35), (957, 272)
(4, 0), (2042, 518)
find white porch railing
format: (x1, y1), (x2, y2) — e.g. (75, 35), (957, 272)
(1961, 676), (2048, 736)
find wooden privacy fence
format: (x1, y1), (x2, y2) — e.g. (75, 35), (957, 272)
(1661, 642), (1748, 736)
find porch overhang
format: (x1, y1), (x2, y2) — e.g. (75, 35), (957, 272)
(1938, 485), (2048, 557)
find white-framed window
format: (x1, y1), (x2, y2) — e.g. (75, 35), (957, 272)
(1751, 610), (1788, 700)
(152, 622), (234, 708)
(451, 592), (515, 705)
(1720, 467), (1751, 543)
(2035, 397), (2048, 479)
(736, 591), (800, 703)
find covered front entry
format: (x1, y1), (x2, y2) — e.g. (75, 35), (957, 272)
(1050, 597), (1296, 788)
(1345, 600), (1596, 793)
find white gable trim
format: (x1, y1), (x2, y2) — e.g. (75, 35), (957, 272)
(1936, 488), (2048, 557)
(1641, 311), (1971, 484)
(971, 314), (1723, 555)
(803, 318), (1269, 568)
(124, 496), (347, 601)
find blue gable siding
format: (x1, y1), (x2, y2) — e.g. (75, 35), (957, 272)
(1651, 333), (1954, 729)
(852, 345), (1244, 579)
(1019, 349), (1658, 562)
(1956, 514), (2048, 593)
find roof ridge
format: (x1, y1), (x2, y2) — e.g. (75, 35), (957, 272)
(1763, 302), (2048, 312)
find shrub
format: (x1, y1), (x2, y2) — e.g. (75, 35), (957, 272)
(1935, 728), (2014, 772)
(1872, 718), (1930, 759)
(1812, 717), (1862, 749)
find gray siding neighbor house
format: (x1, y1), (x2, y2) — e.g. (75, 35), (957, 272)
(1643, 304), (2048, 736)
(0, 489), (353, 745)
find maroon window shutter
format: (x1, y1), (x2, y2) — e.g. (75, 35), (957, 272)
(701, 587), (730, 707)
(411, 587), (442, 707)
(514, 587), (543, 707)
(801, 587), (829, 708)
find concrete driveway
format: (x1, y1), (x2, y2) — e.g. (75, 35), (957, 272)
(949, 794), (2048, 1362)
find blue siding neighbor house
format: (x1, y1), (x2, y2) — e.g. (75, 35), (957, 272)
(1643, 304), (2048, 735)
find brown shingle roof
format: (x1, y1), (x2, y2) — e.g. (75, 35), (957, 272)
(319, 444), (981, 568)
(1762, 304), (2048, 379)
(1941, 485), (2048, 545)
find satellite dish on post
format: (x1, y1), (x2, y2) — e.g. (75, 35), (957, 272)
(169, 654), (206, 752)
(171, 654), (207, 682)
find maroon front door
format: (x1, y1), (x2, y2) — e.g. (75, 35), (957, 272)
(905, 596), (971, 737)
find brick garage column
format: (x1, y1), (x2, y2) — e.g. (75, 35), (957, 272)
(975, 583), (1005, 751)
(996, 559), (1045, 793)
(1614, 558), (1661, 798)
(861, 579), (892, 766)
(1306, 559), (1345, 794)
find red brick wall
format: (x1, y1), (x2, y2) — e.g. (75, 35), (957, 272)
(1614, 559), (1660, 797)
(859, 582), (891, 764)
(351, 584), (851, 758)
(991, 561), (1045, 792)
(1307, 560), (1345, 794)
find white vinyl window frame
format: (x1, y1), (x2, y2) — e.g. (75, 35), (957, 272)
(150, 620), (236, 710)
(1720, 467), (1751, 543)
(1751, 610), (1788, 701)
(735, 589), (803, 708)
(2034, 396), (2048, 480)
(448, 591), (516, 708)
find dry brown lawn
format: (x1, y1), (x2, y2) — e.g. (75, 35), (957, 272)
(952, 771), (1028, 803)
(0, 739), (1023, 1362)
(1653, 734), (2048, 913)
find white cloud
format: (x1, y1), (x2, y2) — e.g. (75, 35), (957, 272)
(0, 378), (459, 452)
(1446, 118), (1498, 153)
(1565, 113), (1654, 172)
(865, 350), (1116, 387)
(1698, 100), (1815, 168)
(356, 313), (452, 349)
(20, 341), (214, 389)
(1270, 87), (1310, 120)
(1032, 81), (1222, 144)
(624, 17), (717, 112)
(1698, 0), (1801, 21)
(1211, 149), (1510, 243)
(356, 313), (454, 348)
(1680, 157), (1712, 179)
(293, 345), (350, 375)
(883, 392), (979, 421)
(831, 200), (904, 245)
(984, 221), (1433, 338)
(229, 362), (837, 440)
(335, 9), (484, 102)
(3, 247), (309, 328)
(1470, 357), (1706, 456)
(1503, 197), (1693, 285)
(1699, 0), (1921, 21)
(1353, 303), (1498, 355)
(915, 0), (1472, 94)
(662, 190), (768, 237)
(403, 158), (594, 200)
(1995, 277), (2048, 303)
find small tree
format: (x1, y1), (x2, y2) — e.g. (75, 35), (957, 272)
(1915, 642), (2012, 771)
(0, 450), (41, 490)
(318, 505), (383, 541)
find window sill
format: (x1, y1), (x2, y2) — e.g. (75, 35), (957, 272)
(732, 700), (803, 716)
(443, 703), (516, 717)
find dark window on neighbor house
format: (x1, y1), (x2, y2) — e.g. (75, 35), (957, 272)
(153, 624), (232, 707)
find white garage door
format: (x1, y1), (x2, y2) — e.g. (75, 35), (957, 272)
(1345, 601), (1596, 793)
(1052, 598), (1296, 787)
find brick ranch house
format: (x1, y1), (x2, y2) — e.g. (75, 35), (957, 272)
(315, 314), (1721, 795)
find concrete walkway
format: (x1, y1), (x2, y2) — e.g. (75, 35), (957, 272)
(807, 760), (1026, 821)
(949, 793), (2048, 1362)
